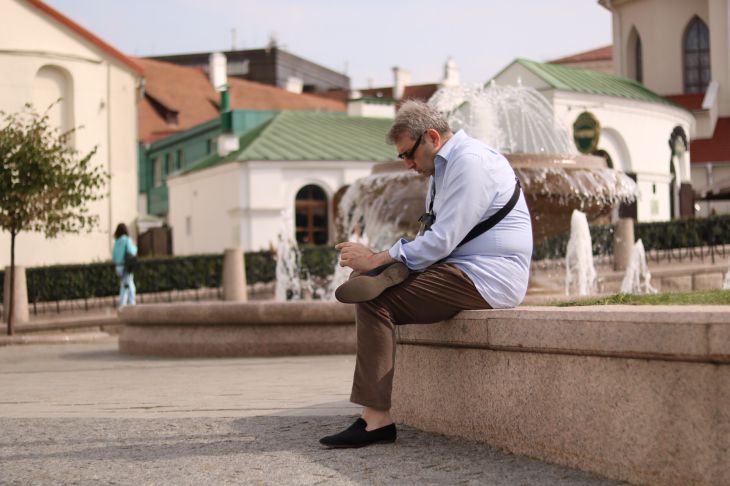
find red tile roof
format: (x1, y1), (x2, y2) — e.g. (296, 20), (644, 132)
(316, 83), (440, 108)
(137, 58), (346, 143)
(691, 117), (730, 163)
(227, 77), (347, 111)
(551, 45), (613, 64)
(665, 93), (705, 111)
(23, 0), (143, 76)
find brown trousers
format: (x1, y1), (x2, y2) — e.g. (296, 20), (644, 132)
(350, 263), (491, 410)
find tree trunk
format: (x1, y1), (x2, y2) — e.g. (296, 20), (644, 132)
(7, 231), (15, 336)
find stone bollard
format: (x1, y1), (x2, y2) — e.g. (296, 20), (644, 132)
(3, 266), (29, 325)
(222, 248), (247, 301)
(613, 218), (635, 271)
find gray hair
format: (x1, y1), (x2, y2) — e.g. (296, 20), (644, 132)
(386, 100), (451, 144)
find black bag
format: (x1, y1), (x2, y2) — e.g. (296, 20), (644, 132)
(124, 251), (138, 274)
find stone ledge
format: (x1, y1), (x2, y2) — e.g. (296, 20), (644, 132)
(14, 314), (121, 334)
(0, 332), (114, 346)
(392, 305), (730, 486)
(119, 301), (354, 325)
(117, 301), (356, 357)
(396, 306), (730, 363)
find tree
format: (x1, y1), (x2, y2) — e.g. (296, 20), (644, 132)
(0, 103), (107, 335)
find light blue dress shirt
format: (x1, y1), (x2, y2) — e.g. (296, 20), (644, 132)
(388, 130), (533, 308)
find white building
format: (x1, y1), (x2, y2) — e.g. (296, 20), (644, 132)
(167, 111), (395, 253)
(0, 0), (142, 267)
(553, 0), (730, 216)
(492, 59), (695, 222)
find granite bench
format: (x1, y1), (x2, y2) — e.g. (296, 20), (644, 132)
(391, 305), (729, 486)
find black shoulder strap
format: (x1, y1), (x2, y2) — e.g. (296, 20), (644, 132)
(457, 178), (521, 248)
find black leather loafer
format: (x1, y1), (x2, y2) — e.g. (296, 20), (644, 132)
(319, 418), (397, 448)
(335, 262), (409, 303)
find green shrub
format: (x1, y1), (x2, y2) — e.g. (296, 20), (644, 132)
(4, 215), (728, 303)
(300, 246), (339, 279)
(0, 247), (339, 304)
(533, 214), (730, 261)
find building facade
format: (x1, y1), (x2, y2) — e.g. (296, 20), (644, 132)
(553, 0), (730, 216)
(166, 111), (395, 253)
(136, 56), (347, 222)
(493, 59), (695, 223)
(0, 0), (142, 267)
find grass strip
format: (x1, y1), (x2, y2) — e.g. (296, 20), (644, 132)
(550, 289), (730, 306)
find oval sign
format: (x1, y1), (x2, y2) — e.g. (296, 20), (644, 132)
(573, 111), (601, 154)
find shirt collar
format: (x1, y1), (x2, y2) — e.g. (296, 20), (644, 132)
(435, 129), (466, 163)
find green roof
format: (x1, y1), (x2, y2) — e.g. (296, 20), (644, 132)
(180, 111), (395, 176)
(502, 59), (681, 108)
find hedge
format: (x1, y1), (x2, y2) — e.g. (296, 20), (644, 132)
(1, 215), (728, 303)
(0, 247), (338, 304)
(533, 214), (730, 260)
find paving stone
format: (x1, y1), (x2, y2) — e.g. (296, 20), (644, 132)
(0, 342), (625, 485)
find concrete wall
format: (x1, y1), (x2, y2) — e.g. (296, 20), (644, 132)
(0, 0), (139, 266)
(392, 306), (730, 486)
(167, 160), (375, 253)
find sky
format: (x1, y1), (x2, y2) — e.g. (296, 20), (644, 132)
(43, 0), (613, 89)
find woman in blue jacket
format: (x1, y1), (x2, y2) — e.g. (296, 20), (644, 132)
(112, 223), (138, 306)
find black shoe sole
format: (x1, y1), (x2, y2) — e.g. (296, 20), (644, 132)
(319, 438), (396, 449)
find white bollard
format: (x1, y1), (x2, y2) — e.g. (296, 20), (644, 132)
(222, 249), (247, 301)
(3, 266), (29, 325)
(613, 218), (635, 272)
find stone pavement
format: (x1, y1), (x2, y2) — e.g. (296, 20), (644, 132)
(0, 340), (626, 485)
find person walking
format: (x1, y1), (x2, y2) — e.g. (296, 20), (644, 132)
(112, 223), (138, 307)
(321, 100), (533, 448)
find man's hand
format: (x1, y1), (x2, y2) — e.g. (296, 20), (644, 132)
(335, 242), (396, 273)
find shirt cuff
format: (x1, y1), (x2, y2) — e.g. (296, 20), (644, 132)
(388, 238), (409, 266)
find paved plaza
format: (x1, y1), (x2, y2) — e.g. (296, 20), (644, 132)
(0, 340), (626, 485)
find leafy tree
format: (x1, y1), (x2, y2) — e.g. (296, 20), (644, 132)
(0, 103), (106, 335)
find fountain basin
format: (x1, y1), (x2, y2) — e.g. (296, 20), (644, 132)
(343, 154), (637, 245)
(118, 301), (355, 357)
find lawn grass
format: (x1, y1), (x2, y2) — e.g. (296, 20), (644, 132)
(550, 289), (730, 306)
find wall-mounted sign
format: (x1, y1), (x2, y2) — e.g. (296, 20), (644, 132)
(573, 111), (601, 154)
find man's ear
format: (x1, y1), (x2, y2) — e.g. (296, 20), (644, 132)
(427, 128), (442, 148)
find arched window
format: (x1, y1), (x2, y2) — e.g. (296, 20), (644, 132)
(683, 16), (711, 93)
(628, 27), (643, 83)
(33, 65), (74, 136)
(295, 185), (328, 245)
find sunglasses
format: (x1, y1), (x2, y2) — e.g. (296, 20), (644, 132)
(397, 131), (425, 160)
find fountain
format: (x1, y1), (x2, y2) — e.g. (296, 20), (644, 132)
(619, 239), (657, 294)
(565, 210), (597, 296)
(119, 80), (641, 356)
(336, 82), (638, 246)
(274, 208), (302, 301)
